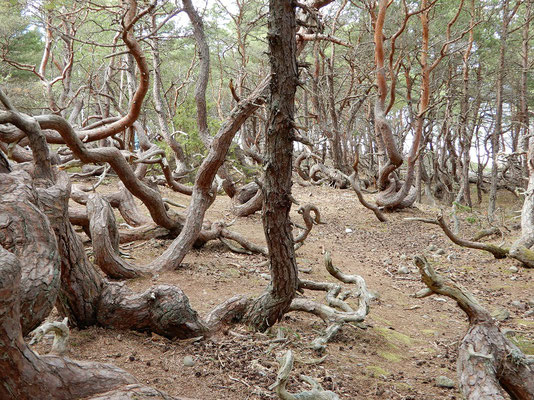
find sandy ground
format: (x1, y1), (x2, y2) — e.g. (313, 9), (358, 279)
(35, 181), (533, 399)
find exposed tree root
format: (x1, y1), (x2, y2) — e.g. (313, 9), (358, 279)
(29, 317), (70, 355)
(292, 252), (371, 350)
(270, 350), (340, 400)
(0, 245), (178, 400)
(414, 255), (534, 400)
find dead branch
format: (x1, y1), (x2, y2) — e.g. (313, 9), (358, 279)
(29, 317), (70, 356)
(291, 252), (371, 350)
(270, 350), (340, 400)
(405, 213), (509, 259)
(470, 226), (501, 242)
(346, 170), (386, 222)
(294, 204), (322, 243)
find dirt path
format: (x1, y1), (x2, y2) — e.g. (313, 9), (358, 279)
(49, 183), (533, 399)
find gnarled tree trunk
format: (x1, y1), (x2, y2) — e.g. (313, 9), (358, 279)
(0, 170), (60, 335)
(244, 0), (299, 331)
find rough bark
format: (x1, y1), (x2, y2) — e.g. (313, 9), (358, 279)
(0, 245), (184, 400)
(87, 194), (147, 279)
(0, 245), (131, 399)
(243, 0), (299, 331)
(0, 170), (60, 335)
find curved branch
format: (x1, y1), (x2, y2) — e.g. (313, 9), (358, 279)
(413, 255), (490, 323)
(406, 214), (509, 259)
(87, 194), (148, 279)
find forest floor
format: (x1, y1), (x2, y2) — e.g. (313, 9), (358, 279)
(38, 180), (533, 400)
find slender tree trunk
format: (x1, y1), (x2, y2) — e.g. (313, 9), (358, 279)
(510, 2), (534, 267)
(456, 0), (475, 208)
(520, 0), (531, 178)
(326, 55), (344, 171)
(244, 0), (299, 331)
(150, 13), (189, 176)
(489, 0), (511, 222)
(183, 0), (211, 147)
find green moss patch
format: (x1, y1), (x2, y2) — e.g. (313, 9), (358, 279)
(365, 365), (390, 378)
(374, 326), (413, 346)
(377, 350), (402, 362)
(510, 335), (534, 355)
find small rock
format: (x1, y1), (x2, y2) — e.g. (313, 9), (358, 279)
(446, 253), (457, 262)
(129, 355), (135, 362)
(369, 290), (381, 300)
(435, 376), (455, 388)
(509, 266), (519, 273)
(528, 298), (534, 308)
(183, 356), (195, 367)
(491, 307), (510, 321)
(428, 244), (437, 252)
(398, 266), (410, 274)
(501, 328), (516, 336)
(435, 248), (446, 256)
(511, 300), (526, 310)
(383, 258), (393, 266)
(400, 254), (408, 261)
